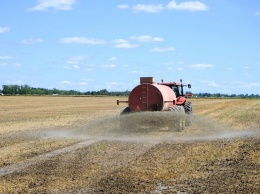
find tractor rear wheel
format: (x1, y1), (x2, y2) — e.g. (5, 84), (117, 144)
(184, 102), (192, 114)
(184, 102), (192, 126)
(168, 105), (185, 131)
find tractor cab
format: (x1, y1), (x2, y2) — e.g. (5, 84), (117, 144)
(158, 79), (191, 97)
(158, 79), (191, 105)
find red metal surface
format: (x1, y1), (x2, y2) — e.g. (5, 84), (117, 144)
(176, 96), (186, 105)
(128, 83), (177, 111)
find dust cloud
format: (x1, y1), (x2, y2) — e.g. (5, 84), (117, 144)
(34, 112), (260, 143)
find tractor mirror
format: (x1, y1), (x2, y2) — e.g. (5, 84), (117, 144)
(188, 84), (191, 88)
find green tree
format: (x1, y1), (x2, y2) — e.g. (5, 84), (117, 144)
(19, 85), (31, 95)
(2, 85), (19, 95)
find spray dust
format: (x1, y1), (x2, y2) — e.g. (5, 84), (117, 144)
(36, 112), (260, 143)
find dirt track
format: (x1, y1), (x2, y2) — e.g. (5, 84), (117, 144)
(0, 97), (259, 193)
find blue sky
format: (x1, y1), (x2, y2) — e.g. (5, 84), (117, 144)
(0, 0), (259, 94)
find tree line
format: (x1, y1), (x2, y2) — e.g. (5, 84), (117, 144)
(0, 84), (259, 98)
(0, 84), (129, 96)
(194, 92), (259, 99)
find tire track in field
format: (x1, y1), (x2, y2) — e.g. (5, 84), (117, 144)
(0, 139), (99, 177)
(0, 138), (158, 193)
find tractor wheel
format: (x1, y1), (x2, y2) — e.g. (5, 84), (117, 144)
(168, 105), (185, 131)
(168, 105), (185, 113)
(184, 102), (192, 114)
(184, 102), (193, 126)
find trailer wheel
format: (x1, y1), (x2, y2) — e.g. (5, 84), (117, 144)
(120, 107), (131, 115)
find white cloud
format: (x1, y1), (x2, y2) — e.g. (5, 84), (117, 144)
(244, 66), (250, 69)
(130, 35), (164, 42)
(112, 39), (129, 44)
(254, 12), (260, 16)
(60, 37), (106, 44)
(114, 43), (139, 48)
(112, 39), (139, 48)
(133, 4), (164, 13)
(100, 64), (116, 68)
(132, 70), (143, 74)
(166, 65), (183, 71)
(79, 82), (88, 86)
(64, 63), (81, 69)
(189, 64), (214, 69)
(21, 38), (43, 45)
(0, 55), (12, 60)
(0, 62), (21, 67)
(150, 47), (175, 52)
(109, 57), (117, 61)
(119, 1), (208, 13)
(65, 56), (86, 64)
(61, 81), (72, 85)
(28, 0), (77, 11)
(167, 0), (208, 11)
(117, 4), (129, 9)
(0, 26), (10, 33)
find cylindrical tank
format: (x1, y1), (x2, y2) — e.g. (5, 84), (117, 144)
(128, 83), (176, 111)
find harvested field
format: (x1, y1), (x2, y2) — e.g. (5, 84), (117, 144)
(0, 96), (259, 193)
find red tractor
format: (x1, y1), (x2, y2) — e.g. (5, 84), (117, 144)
(117, 77), (192, 131)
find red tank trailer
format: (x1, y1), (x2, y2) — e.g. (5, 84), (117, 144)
(117, 77), (193, 131)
